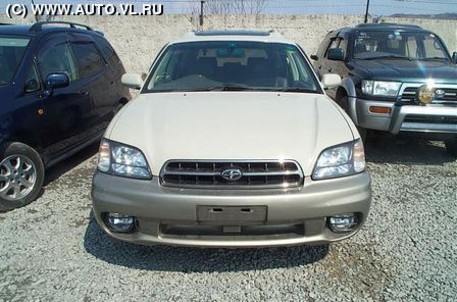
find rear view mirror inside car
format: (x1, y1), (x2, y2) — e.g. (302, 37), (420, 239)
(216, 48), (245, 58)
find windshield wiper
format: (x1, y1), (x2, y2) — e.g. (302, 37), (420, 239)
(417, 57), (448, 61)
(279, 88), (318, 93)
(363, 54), (411, 60)
(203, 84), (253, 91)
(183, 85), (317, 93)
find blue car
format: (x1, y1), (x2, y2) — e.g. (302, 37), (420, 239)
(0, 21), (130, 211)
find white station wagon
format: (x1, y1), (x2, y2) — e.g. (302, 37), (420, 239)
(91, 30), (372, 248)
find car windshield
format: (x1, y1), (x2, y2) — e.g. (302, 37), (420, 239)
(353, 30), (449, 61)
(0, 36), (30, 86)
(144, 41), (321, 93)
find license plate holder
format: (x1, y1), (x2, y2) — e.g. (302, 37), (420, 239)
(196, 206), (267, 222)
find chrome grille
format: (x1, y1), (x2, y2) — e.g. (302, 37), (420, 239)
(160, 160), (304, 189)
(400, 87), (457, 105)
(399, 87), (416, 103)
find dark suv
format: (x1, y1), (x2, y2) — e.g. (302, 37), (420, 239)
(0, 21), (130, 210)
(312, 23), (457, 154)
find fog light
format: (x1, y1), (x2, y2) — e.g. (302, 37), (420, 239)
(328, 213), (358, 233)
(105, 212), (135, 233)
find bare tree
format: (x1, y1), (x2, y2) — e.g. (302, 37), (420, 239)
(187, 0), (267, 30)
(193, 0), (267, 16)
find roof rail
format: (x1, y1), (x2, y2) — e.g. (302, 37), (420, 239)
(0, 23), (12, 26)
(29, 21), (93, 32)
(355, 23), (423, 29)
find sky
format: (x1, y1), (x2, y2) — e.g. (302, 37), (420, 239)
(0, 0), (456, 16)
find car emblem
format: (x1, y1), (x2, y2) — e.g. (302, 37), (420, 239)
(221, 169), (243, 181)
(434, 89), (446, 99)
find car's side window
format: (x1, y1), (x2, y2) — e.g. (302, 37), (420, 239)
(39, 42), (79, 82)
(325, 38), (346, 57)
(94, 36), (120, 66)
(70, 42), (105, 78)
(339, 39), (347, 54)
(316, 35), (332, 59)
(24, 64), (41, 93)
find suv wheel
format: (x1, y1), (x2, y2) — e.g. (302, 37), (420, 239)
(445, 139), (457, 157)
(0, 142), (45, 211)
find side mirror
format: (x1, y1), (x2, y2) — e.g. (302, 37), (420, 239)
(46, 73), (69, 89)
(452, 52), (457, 64)
(45, 73), (69, 94)
(122, 73), (144, 90)
(327, 48), (345, 61)
(321, 73), (341, 89)
(310, 54), (318, 61)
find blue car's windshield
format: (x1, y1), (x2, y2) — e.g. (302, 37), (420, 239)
(0, 36), (30, 86)
(353, 30), (449, 61)
(144, 41), (321, 93)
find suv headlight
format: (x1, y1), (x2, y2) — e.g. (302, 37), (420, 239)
(97, 139), (151, 179)
(362, 80), (401, 97)
(312, 139), (365, 180)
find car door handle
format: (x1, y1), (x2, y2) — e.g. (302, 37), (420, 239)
(80, 91), (89, 96)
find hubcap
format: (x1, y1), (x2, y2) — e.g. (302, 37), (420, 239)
(0, 155), (37, 201)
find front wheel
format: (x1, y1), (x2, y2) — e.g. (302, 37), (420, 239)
(0, 142), (45, 211)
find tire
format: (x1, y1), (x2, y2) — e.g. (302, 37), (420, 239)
(339, 96), (367, 144)
(445, 139), (457, 157)
(0, 142), (45, 211)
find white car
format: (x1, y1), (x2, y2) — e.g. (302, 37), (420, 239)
(91, 30), (372, 248)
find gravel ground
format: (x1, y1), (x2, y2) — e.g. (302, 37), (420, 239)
(0, 135), (456, 301)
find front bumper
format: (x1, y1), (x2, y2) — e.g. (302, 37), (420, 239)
(356, 98), (457, 134)
(91, 171), (371, 248)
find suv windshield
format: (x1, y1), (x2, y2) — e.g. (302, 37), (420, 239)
(353, 30), (449, 61)
(0, 36), (30, 86)
(144, 41), (321, 93)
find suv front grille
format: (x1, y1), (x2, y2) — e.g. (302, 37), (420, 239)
(404, 115), (457, 124)
(160, 160), (304, 189)
(400, 87), (457, 105)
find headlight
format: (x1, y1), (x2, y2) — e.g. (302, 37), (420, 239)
(312, 139), (365, 180)
(362, 80), (401, 97)
(97, 139), (151, 179)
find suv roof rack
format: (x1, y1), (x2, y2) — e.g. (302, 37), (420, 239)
(29, 21), (93, 33)
(355, 23), (423, 29)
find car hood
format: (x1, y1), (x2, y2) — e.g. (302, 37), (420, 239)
(106, 92), (356, 176)
(350, 59), (457, 82)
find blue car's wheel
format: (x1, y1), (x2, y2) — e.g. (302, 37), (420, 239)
(0, 142), (44, 211)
